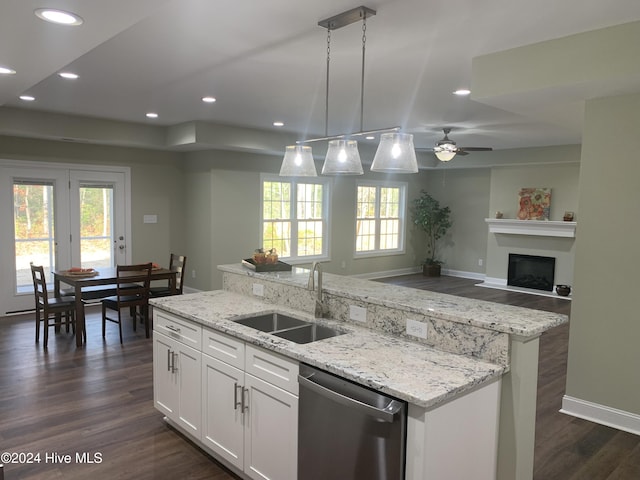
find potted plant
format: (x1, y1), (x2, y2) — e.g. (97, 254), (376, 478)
(410, 190), (452, 276)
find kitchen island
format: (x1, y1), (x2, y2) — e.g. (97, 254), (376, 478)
(151, 264), (568, 480)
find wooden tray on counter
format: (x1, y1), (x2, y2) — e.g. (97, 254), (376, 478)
(242, 258), (292, 272)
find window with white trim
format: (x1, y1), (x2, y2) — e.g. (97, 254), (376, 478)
(355, 181), (406, 255)
(260, 175), (330, 261)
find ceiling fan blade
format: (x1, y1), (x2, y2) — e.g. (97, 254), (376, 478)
(459, 147), (493, 152)
(456, 150), (470, 156)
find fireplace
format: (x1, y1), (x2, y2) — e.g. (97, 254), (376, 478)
(508, 254), (555, 291)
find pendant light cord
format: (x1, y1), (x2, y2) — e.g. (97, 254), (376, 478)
(325, 28), (331, 137)
(360, 15), (367, 133)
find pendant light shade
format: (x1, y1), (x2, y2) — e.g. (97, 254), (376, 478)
(371, 133), (418, 173)
(279, 145), (317, 176)
(322, 140), (364, 175)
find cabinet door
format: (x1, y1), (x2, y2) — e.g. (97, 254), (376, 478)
(175, 342), (202, 439)
(153, 333), (178, 418)
(244, 373), (298, 480)
(202, 354), (245, 470)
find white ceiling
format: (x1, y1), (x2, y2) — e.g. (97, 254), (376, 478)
(2, 0), (640, 153)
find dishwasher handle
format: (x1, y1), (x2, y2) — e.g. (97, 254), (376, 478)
(299, 372), (403, 423)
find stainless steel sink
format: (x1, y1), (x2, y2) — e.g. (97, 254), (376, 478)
(234, 312), (345, 344)
(272, 324), (344, 344)
(234, 313), (309, 332)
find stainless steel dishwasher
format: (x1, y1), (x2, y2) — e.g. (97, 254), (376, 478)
(298, 364), (407, 480)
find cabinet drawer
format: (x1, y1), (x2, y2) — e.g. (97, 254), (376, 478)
(154, 310), (202, 350)
(202, 327), (245, 370)
(245, 344), (299, 395)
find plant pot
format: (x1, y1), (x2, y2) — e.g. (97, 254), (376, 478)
(422, 263), (441, 277)
(555, 284), (571, 296)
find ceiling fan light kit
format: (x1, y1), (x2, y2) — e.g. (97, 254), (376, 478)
(432, 127), (493, 162)
(279, 6), (417, 176)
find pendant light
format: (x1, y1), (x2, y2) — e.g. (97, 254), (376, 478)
(371, 132), (419, 173)
(280, 6), (417, 175)
(279, 145), (317, 176)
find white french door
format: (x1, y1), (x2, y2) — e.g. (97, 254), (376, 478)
(69, 170), (128, 268)
(0, 161), (131, 314)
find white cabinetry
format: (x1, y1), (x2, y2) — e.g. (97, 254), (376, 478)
(153, 310), (202, 439)
(201, 328), (298, 480)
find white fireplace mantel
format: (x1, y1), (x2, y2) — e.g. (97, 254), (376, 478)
(485, 218), (577, 238)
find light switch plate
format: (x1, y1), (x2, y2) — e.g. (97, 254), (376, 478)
(252, 283), (264, 297)
(143, 214), (158, 224)
(349, 305), (367, 323)
(406, 319), (428, 339)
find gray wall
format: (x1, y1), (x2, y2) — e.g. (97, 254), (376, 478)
(566, 92), (640, 415)
(0, 135), (185, 273)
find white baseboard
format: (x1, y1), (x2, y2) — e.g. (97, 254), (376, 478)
(441, 268), (485, 281)
(351, 266), (421, 280)
(477, 278), (572, 300)
(561, 395), (640, 436)
(183, 286), (203, 294)
(353, 266), (486, 282)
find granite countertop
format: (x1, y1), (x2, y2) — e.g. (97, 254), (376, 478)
(151, 290), (505, 409)
(218, 263), (568, 337)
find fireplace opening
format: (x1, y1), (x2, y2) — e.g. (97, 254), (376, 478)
(508, 254), (555, 291)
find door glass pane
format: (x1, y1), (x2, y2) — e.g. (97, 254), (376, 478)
(14, 182), (55, 291)
(79, 185), (114, 268)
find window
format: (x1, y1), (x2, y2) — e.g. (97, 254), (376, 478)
(261, 175), (330, 261)
(355, 181), (406, 256)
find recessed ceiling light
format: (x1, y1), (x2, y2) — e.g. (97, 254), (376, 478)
(59, 72), (79, 79)
(146, 112), (158, 119)
(365, 135), (375, 140)
(35, 8), (83, 26)
(273, 121), (284, 127)
(20, 95), (35, 101)
(453, 89), (471, 96)
(202, 96), (216, 103)
(0, 66), (16, 75)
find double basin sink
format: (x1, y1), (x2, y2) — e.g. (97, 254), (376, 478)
(234, 312), (345, 344)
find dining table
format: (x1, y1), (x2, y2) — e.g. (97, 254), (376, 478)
(53, 266), (179, 347)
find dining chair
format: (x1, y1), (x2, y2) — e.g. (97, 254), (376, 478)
(149, 253), (187, 297)
(101, 263), (152, 344)
(31, 264), (77, 348)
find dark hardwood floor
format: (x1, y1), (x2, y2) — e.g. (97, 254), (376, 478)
(1, 276), (638, 479)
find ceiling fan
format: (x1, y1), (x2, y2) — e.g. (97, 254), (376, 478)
(432, 128), (493, 161)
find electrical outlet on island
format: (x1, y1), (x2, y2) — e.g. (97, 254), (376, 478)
(349, 305), (367, 323)
(252, 283), (265, 297)
(406, 319), (428, 339)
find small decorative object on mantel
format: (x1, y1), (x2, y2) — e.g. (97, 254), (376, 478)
(495, 211), (503, 219)
(517, 187), (551, 220)
(555, 284), (571, 296)
(563, 211), (575, 221)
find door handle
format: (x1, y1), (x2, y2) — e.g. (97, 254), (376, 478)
(241, 387), (249, 413)
(298, 373), (403, 423)
(171, 352), (178, 373)
(167, 349), (171, 372)
(234, 382), (242, 410)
